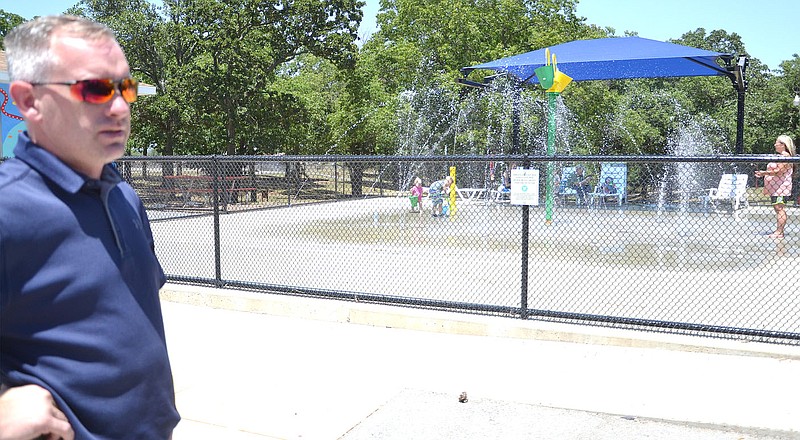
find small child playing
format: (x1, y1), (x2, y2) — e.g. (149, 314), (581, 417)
(601, 177), (617, 194)
(410, 177), (423, 212)
(429, 176), (453, 217)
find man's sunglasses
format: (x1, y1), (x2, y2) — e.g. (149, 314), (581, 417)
(30, 78), (139, 104)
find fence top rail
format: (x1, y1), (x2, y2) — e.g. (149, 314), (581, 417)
(115, 154), (800, 164)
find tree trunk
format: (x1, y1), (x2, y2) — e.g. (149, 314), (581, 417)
(349, 162), (364, 197)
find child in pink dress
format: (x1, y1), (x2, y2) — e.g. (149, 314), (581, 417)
(410, 177), (424, 213)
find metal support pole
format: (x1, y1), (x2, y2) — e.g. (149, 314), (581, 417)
(520, 156), (531, 319)
(726, 55), (747, 155)
(211, 156), (223, 287)
(735, 88), (745, 154)
(545, 92), (557, 224)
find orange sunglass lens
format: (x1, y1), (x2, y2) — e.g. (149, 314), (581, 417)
(73, 79), (115, 104)
(120, 78), (138, 103)
(71, 79), (139, 104)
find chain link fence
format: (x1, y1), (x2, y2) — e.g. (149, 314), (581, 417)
(112, 154), (800, 344)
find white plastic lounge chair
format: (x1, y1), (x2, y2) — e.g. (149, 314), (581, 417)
(701, 174), (749, 211)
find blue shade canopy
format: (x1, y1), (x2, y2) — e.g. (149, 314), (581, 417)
(461, 36), (731, 84)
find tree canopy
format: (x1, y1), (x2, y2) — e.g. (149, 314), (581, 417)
(1, 1), (798, 158)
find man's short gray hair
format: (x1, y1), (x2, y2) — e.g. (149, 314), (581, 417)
(5, 15), (118, 82)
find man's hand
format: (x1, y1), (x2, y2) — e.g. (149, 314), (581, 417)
(0, 384), (74, 440)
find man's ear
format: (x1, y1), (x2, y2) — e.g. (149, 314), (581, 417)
(9, 80), (40, 120)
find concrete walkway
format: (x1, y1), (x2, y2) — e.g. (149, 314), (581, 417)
(161, 283), (800, 440)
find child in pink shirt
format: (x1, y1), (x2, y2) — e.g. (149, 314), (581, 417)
(410, 177), (424, 212)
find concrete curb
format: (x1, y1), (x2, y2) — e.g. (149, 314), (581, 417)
(160, 282), (800, 361)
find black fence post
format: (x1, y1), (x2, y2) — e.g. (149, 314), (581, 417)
(211, 156), (223, 287)
(520, 156), (531, 319)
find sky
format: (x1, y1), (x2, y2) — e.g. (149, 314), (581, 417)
(4, 0), (797, 70)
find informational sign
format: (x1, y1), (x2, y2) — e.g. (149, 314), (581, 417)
(510, 168), (539, 206)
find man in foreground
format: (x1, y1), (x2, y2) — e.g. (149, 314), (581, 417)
(0, 15), (180, 439)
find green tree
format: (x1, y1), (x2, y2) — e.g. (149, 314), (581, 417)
(340, 0), (600, 164)
(0, 10), (27, 48)
(171, 0), (363, 155)
(764, 56), (800, 150)
(51, 0), (797, 165)
(670, 28), (774, 154)
(69, 0), (205, 156)
(74, 0), (363, 156)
